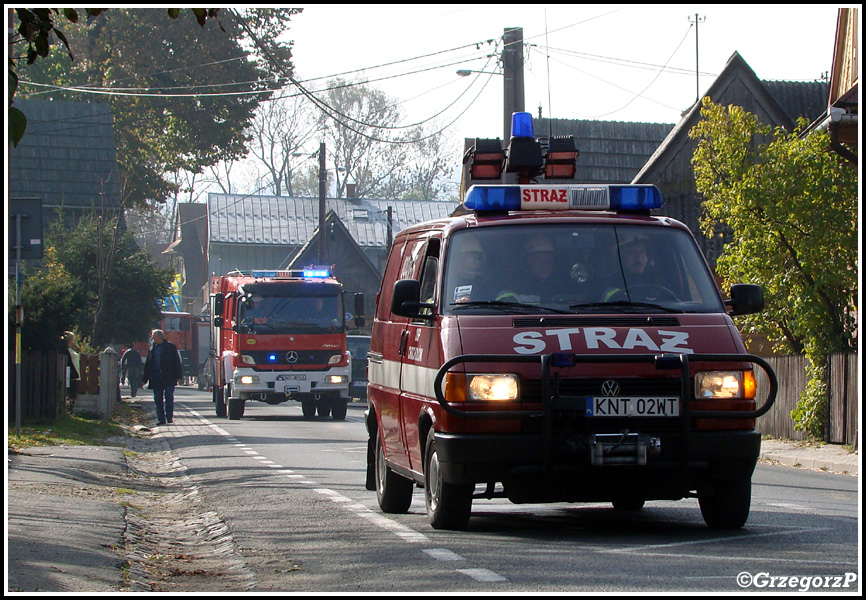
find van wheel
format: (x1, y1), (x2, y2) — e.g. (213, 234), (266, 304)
(228, 395), (245, 420)
(424, 428), (473, 530)
(331, 398), (348, 420)
(214, 385), (227, 418)
(375, 430), (413, 513)
(699, 477), (751, 529)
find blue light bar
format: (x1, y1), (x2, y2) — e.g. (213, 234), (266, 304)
(511, 111), (534, 138)
(302, 269), (330, 278)
(251, 270), (278, 278)
(464, 185), (522, 211)
(464, 184), (663, 213)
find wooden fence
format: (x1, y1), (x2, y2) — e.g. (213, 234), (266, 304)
(8, 350), (67, 421)
(8, 352), (109, 422)
(756, 352), (858, 446)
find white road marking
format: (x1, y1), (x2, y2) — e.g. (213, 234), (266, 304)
(458, 568), (507, 583)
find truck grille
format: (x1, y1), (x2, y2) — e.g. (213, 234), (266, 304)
(244, 350), (338, 368)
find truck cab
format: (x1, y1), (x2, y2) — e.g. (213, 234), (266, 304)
(365, 114), (776, 531)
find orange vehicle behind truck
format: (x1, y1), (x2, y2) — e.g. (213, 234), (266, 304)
(365, 113), (776, 530)
(210, 268), (363, 420)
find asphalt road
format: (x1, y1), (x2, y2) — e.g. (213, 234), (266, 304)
(161, 387), (859, 593)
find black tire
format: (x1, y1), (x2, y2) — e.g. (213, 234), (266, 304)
(228, 395), (244, 420)
(699, 477), (751, 529)
(301, 397), (316, 419)
(375, 430), (413, 513)
(424, 428), (473, 530)
(215, 385), (227, 418)
(331, 398), (348, 420)
(316, 397), (332, 418)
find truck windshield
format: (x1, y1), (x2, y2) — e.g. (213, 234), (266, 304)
(237, 283), (343, 334)
(442, 224), (725, 315)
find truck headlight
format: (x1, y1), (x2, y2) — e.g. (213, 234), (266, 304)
(328, 375), (348, 384)
(328, 354), (343, 365)
(467, 374), (519, 402)
(241, 354), (256, 365)
(695, 371), (756, 399)
(236, 375), (260, 385)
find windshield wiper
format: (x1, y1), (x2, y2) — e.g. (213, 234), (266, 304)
(569, 300), (684, 314)
(451, 300), (571, 314)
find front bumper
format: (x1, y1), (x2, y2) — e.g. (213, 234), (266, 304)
(232, 366), (350, 398)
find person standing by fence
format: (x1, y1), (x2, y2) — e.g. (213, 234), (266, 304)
(121, 345), (143, 398)
(141, 329), (183, 426)
(59, 331), (81, 411)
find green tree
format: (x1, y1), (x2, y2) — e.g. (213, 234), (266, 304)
(13, 8), (301, 207)
(689, 98), (858, 437)
(19, 214), (176, 350)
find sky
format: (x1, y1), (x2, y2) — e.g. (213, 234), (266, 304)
(284, 4), (841, 146)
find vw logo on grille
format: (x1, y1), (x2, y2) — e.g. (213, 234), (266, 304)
(601, 380), (620, 397)
(286, 351), (299, 364)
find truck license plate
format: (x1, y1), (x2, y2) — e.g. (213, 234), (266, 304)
(586, 397), (679, 417)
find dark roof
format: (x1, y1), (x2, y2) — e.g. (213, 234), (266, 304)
(761, 80), (829, 126)
(533, 118), (674, 184)
(207, 194), (459, 248)
(9, 99), (122, 214)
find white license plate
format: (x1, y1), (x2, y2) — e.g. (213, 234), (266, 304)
(586, 397), (679, 417)
(280, 374), (307, 381)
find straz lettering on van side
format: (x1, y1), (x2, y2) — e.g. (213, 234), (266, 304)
(365, 112), (776, 531)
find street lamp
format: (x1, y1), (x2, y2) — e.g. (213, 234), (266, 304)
(456, 69), (502, 77)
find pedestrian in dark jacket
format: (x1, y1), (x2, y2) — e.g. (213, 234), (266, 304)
(141, 329), (183, 426)
(121, 346), (143, 397)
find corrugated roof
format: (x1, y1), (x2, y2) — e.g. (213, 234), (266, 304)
(533, 118), (674, 183)
(10, 99), (121, 211)
(208, 194), (459, 247)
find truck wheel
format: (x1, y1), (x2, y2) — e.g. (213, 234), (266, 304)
(375, 430), (413, 513)
(301, 397), (316, 419)
(215, 385), (227, 418)
(316, 397), (332, 418)
(228, 396), (245, 420)
(424, 428), (473, 530)
(699, 477), (751, 529)
(331, 398), (348, 420)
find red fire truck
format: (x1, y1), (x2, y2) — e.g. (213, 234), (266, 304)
(210, 268), (363, 420)
(365, 113), (777, 531)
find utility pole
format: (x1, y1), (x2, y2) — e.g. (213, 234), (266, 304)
(317, 141), (327, 265)
(502, 27), (525, 184)
(689, 13), (705, 103)
(502, 27), (525, 141)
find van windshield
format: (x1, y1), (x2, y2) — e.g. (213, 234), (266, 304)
(442, 224), (724, 315)
(237, 283), (343, 334)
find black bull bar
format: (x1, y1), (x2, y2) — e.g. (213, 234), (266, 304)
(433, 353), (778, 465)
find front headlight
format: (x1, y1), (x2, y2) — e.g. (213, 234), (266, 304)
(241, 354), (256, 365)
(467, 374), (519, 402)
(695, 371), (756, 399)
(328, 375), (348, 384)
(236, 375), (260, 385)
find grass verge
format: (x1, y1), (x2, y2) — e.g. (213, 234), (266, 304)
(8, 398), (147, 452)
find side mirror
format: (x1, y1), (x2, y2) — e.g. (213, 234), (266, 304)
(726, 284), (764, 316)
(391, 279), (434, 319)
(353, 292), (366, 328)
